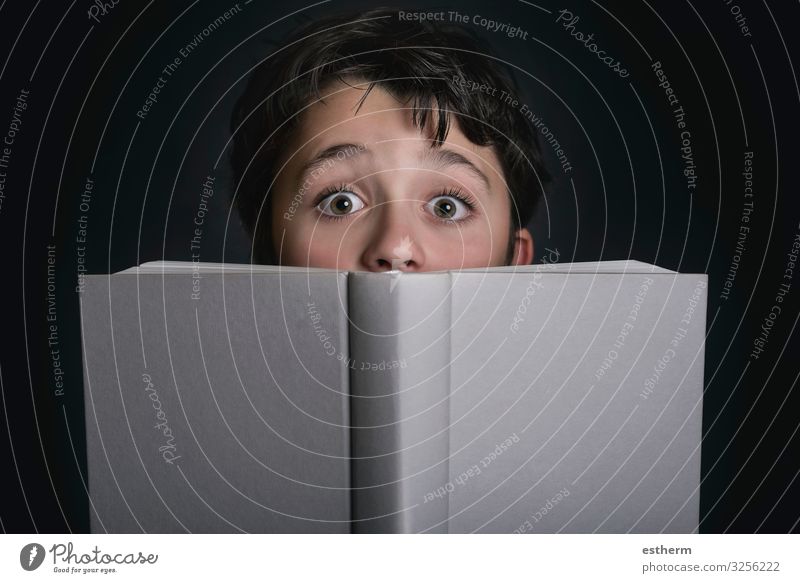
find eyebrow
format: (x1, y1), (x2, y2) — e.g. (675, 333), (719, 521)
(298, 142), (492, 193)
(419, 147), (492, 193)
(298, 143), (370, 181)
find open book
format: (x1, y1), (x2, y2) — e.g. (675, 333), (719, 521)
(80, 260), (706, 533)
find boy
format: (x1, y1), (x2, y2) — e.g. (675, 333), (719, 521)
(230, 7), (550, 271)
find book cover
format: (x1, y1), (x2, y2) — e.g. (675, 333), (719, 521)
(80, 261), (706, 533)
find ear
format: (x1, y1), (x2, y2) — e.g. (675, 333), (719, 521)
(511, 227), (534, 266)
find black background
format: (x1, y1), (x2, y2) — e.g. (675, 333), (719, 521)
(0, 0), (798, 533)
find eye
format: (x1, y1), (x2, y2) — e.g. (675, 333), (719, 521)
(317, 190), (364, 217)
(426, 194), (472, 221)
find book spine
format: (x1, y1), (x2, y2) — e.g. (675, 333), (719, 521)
(348, 272), (451, 533)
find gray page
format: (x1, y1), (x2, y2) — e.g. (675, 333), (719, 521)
(447, 271), (706, 533)
(81, 270), (350, 532)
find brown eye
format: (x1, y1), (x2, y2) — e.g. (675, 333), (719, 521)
(433, 199), (456, 218)
(317, 191), (364, 217)
(427, 195), (470, 221)
(330, 195), (352, 214)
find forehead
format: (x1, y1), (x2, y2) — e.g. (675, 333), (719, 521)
(283, 79), (505, 180)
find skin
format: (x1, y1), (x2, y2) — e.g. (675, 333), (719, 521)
(268, 78), (533, 271)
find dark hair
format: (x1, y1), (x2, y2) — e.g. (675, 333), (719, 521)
(230, 7), (551, 264)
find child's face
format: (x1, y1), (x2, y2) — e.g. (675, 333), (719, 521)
(268, 79), (533, 271)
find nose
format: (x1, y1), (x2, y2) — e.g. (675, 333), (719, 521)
(360, 200), (425, 272)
